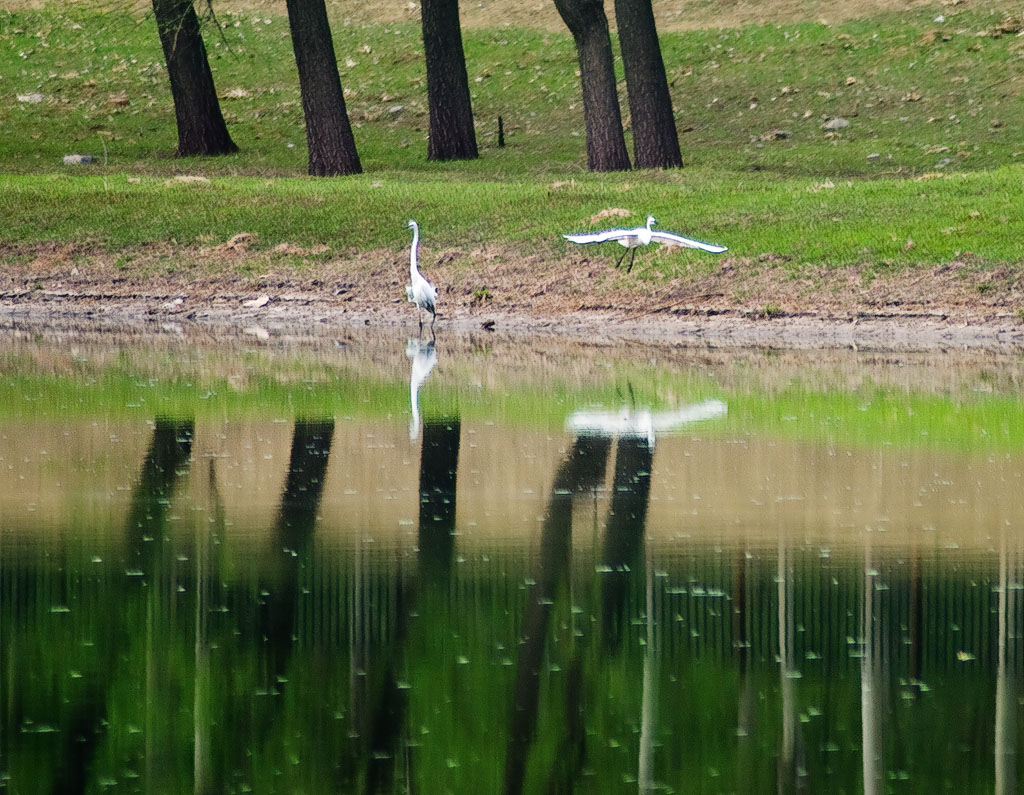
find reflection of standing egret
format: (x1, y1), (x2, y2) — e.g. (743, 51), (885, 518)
(405, 219), (438, 332)
(563, 215), (727, 273)
(406, 338), (438, 441)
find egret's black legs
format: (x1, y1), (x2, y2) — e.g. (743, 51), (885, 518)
(614, 247), (629, 269)
(626, 248), (638, 273)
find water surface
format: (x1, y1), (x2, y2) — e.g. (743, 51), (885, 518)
(1, 325), (1022, 793)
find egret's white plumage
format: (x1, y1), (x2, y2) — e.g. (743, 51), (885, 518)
(563, 215), (727, 272)
(405, 219), (438, 331)
(406, 338), (438, 441)
(565, 399), (728, 450)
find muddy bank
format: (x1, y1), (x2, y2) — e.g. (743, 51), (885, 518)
(2, 288), (1022, 353)
(0, 248), (1022, 351)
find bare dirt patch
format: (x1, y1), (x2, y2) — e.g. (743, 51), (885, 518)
(2, 241), (1023, 351)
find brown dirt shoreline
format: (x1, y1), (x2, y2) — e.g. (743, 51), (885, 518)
(1, 244), (1023, 351)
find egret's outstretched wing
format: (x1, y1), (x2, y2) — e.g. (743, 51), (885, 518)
(563, 228), (638, 245)
(650, 230), (728, 253)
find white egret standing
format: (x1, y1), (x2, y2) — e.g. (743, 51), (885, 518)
(563, 214), (727, 273)
(405, 219), (438, 331)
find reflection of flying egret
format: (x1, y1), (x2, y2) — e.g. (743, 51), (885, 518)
(406, 338), (438, 441)
(563, 215), (727, 273)
(566, 399), (727, 448)
(405, 219), (438, 332)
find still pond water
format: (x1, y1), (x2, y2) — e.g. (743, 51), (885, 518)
(1, 325), (1022, 794)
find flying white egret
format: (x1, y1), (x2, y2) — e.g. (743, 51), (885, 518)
(405, 219), (438, 331)
(563, 215), (727, 273)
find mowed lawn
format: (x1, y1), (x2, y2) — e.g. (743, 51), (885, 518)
(1, 0), (1023, 288)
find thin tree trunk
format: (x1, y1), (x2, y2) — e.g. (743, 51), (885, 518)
(152, 0), (238, 156)
(284, 0), (362, 176)
(613, 0), (682, 168)
(421, 0), (479, 160)
(555, 0), (631, 172)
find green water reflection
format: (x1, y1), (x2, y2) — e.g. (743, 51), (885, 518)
(0, 326), (1022, 794)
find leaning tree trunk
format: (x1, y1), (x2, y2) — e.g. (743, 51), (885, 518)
(284, 0), (362, 176)
(421, 0), (479, 160)
(152, 0), (238, 156)
(613, 0), (682, 168)
(554, 0), (631, 172)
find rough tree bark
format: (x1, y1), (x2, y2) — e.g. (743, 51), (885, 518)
(421, 0), (479, 160)
(152, 0), (238, 156)
(613, 0), (683, 168)
(284, 0), (362, 176)
(554, 0), (631, 172)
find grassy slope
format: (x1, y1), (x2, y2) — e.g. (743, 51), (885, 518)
(1, 3), (1024, 288)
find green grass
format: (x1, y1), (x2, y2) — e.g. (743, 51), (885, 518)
(1, 166), (1021, 267)
(2, 3), (1024, 272)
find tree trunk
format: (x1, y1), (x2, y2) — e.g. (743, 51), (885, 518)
(554, 0), (631, 172)
(613, 0), (683, 168)
(421, 0), (479, 160)
(284, 0), (362, 176)
(152, 0), (238, 156)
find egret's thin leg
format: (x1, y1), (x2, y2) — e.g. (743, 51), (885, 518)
(430, 311), (436, 331)
(614, 247), (629, 269)
(626, 248), (638, 273)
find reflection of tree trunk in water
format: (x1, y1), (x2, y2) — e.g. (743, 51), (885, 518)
(777, 540), (806, 795)
(734, 544), (754, 768)
(367, 419), (461, 793)
(600, 437), (653, 652)
(256, 420), (334, 717)
(545, 655), (586, 795)
(995, 528), (1020, 795)
(127, 420), (196, 559)
(50, 694), (115, 795)
(215, 420), (338, 789)
(417, 419), (461, 584)
(194, 460), (224, 795)
(908, 550), (923, 695)
(503, 436), (611, 795)
(860, 546), (882, 795)
(234, 420), (335, 778)
(50, 420), (194, 795)
(638, 546), (658, 794)
(144, 421), (196, 793)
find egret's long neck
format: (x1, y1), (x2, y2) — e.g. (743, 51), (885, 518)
(409, 226), (419, 277)
(647, 216), (655, 232)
